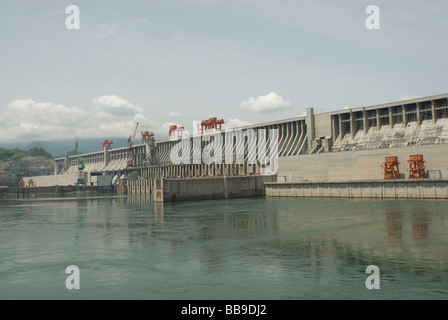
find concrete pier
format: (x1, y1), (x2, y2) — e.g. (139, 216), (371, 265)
(127, 179), (152, 196)
(0, 185), (114, 199)
(153, 176), (277, 202)
(265, 179), (448, 199)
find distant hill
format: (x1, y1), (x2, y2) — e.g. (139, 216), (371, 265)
(0, 147), (55, 186)
(24, 147), (53, 158)
(0, 147), (27, 163)
(0, 147), (52, 164)
(0, 137), (130, 158)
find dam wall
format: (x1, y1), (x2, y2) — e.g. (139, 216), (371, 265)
(52, 94), (448, 173)
(39, 93), (448, 189)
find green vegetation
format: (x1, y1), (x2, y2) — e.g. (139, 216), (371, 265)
(0, 147), (53, 163)
(0, 147), (54, 186)
(25, 147), (53, 158)
(0, 148), (27, 163)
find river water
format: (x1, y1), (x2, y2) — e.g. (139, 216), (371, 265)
(0, 195), (447, 300)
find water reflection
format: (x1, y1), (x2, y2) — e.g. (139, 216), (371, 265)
(1, 196), (447, 299)
(235, 198), (448, 283)
(411, 206), (430, 242)
(200, 248), (222, 269)
(384, 201), (432, 243)
(385, 209), (402, 240)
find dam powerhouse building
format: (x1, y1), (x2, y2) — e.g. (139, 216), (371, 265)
(22, 93), (448, 194)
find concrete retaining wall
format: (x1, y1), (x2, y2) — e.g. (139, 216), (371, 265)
(154, 175), (277, 202)
(128, 179), (152, 196)
(278, 143), (448, 182)
(20, 174), (79, 187)
(0, 185), (114, 199)
(265, 179), (448, 199)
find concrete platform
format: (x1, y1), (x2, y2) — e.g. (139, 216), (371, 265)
(265, 179), (448, 199)
(0, 185), (114, 199)
(153, 176), (277, 202)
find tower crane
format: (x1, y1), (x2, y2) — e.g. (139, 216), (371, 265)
(75, 140), (85, 185)
(127, 122), (139, 147)
(141, 131), (156, 165)
(127, 122), (139, 167)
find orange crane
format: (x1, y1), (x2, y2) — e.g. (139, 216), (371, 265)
(169, 125), (186, 139)
(141, 131), (154, 143)
(169, 125), (177, 137)
(382, 156), (400, 180)
(102, 140), (113, 150)
(197, 117), (224, 134)
(408, 154), (426, 179)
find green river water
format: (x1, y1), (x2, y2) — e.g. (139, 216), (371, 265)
(0, 195), (447, 300)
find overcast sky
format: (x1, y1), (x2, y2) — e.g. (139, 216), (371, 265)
(1, 0), (447, 143)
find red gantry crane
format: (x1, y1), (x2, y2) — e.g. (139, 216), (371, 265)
(141, 131), (154, 143)
(197, 117), (224, 134)
(169, 125), (186, 139)
(102, 140), (113, 150)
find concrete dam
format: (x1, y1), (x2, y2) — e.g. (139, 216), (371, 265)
(20, 93), (448, 200)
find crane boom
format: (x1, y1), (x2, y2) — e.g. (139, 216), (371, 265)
(133, 122), (139, 141)
(128, 122), (139, 147)
(126, 122), (139, 168)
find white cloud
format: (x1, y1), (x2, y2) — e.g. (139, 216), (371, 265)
(224, 118), (253, 129)
(239, 92), (292, 113)
(0, 96), (170, 143)
(0, 99), (89, 143)
(168, 111), (182, 118)
(93, 95), (143, 115)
